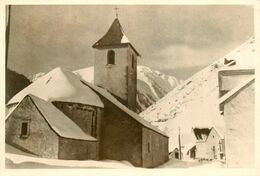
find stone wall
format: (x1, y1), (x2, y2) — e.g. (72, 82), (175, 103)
(99, 97), (143, 167)
(5, 96), (59, 158)
(94, 47), (128, 101)
(127, 46), (137, 112)
(58, 138), (98, 160)
(142, 127), (169, 168)
(53, 102), (102, 139)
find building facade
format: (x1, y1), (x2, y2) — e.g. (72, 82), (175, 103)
(194, 127), (224, 160)
(219, 69), (255, 167)
(92, 18), (139, 112)
(5, 95), (98, 160)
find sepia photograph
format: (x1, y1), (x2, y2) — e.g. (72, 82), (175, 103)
(2, 1), (259, 173)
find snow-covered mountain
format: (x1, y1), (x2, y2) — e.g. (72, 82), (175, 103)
(29, 65), (178, 113)
(140, 37), (256, 152)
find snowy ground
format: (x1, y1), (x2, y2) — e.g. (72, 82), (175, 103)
(6, 144), (224, 169)
(159, 158), (226, 168)
(5, 153), (133, 169)
(5, 144), (133, 169)
(6, 153), (226, 169)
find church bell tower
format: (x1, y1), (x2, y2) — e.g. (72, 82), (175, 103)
(92, 17), (140, 112)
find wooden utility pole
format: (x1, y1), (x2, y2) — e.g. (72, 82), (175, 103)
(178, 127), (182, 160)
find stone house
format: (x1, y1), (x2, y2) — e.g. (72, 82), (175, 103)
(6, 94), (98, 160)
(218, 68), (255, 167)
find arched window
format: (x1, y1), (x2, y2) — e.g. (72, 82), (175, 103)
(107, 50), (115, 65)
(132, 54), (135, 69)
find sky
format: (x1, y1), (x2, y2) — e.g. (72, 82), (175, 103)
(7, 5), (254, 80)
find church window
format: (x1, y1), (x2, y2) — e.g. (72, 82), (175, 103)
(107, 50), (115, 65)
(91, 111), (97, 137)
(20, 120), (30, 138)
(148, 142), (151, 153)
(148, 135), (152, 153)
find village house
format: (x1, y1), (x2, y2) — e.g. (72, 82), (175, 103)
(170, 133), (196, 160)
(6, 94), (98, 160)
(5, 17), (169, 168)
(218, 68), (255, 167)
(193, 127), (224, 161)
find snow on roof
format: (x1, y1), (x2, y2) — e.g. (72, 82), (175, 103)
(8, 67), (104, 108)
(80, 80), (168, 137)
(25, 94), (96, 141)
(73, 67), (94, 83)
(221, 37), (256, 70)
(5, 103), (19, 120)
(92, 18), (140, 56)
(211, 126), (224, 139)
(218, 76), (255, 105)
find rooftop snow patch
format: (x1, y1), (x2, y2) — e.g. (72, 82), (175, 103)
(13, 94), (97, 141)
(221, 37), (256, 69)
(8, 67), (104, 108)
(73, 67), (94, 83)
(218, 76), (255, 105)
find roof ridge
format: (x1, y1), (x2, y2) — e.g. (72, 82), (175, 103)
(218, 75), (255, 105)
(28, 94), (97, 141)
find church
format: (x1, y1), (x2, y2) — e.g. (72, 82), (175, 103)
(5, 17), (169, 168)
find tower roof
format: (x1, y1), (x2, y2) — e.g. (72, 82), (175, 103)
(92, 18), (140, 56)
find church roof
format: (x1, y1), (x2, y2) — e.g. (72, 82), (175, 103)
(7, 67), (104, 108)
(81, 80), (168, 137)
(92, 18), (140, 56)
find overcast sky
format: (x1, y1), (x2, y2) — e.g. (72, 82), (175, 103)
(7, 5), (254, 80)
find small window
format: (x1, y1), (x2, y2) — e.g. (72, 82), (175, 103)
(148, 135), (152, 153)
(132, 55), (135, 69)
(21, 121), (30, 138)
(107, 50), (115, 65)
(148, 142), (151, 153)
(91, 111), (97, 137)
